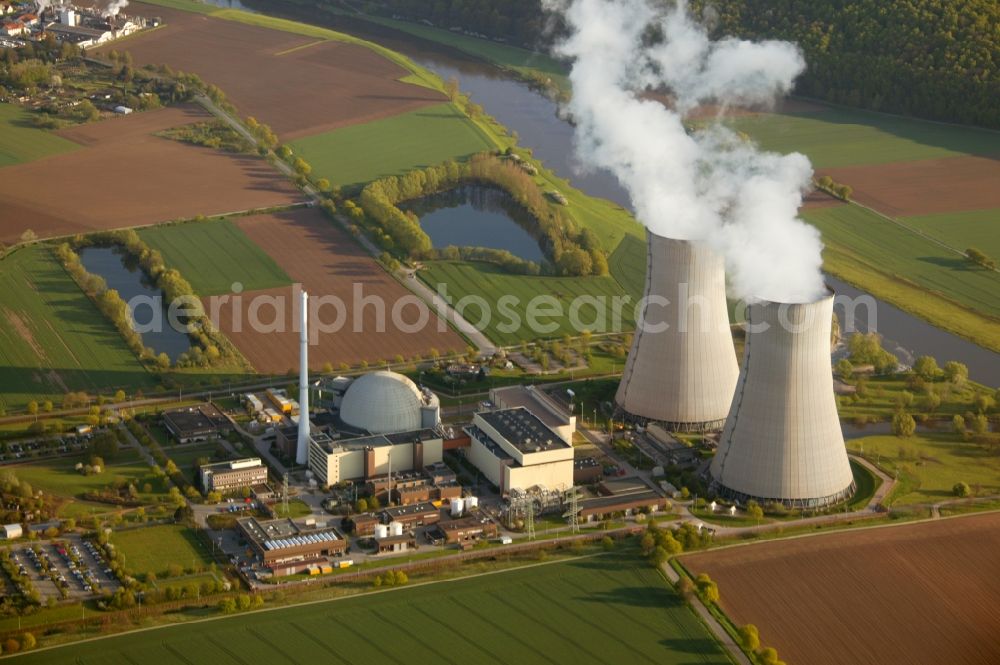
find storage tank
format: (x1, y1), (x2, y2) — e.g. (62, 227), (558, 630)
(390, 521), (403, 537)
(615, 231), (739, 430)
(711, 289), (855, 507)
(465, 496), (479, 510)
(374, 524), (389, 540)
(450, 497), (465, 517)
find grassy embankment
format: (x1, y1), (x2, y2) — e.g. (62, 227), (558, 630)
(13, 551), (731, 665)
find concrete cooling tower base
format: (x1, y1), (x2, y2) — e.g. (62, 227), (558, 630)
(710, 289), (855, 509)
(615, 231), (739, 432)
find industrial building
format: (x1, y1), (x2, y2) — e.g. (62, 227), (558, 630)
(308, 429), (445, 487)
(465, 407), (574, 494)
(199, 458), (268, 494)
(615, 231), (739, 430)
(237, 517), (346, 577)
(365, 462), (462, 505)
(577, 477), (669, 522)
(429, 516), (499, 546)
(162, 403), (231, 444)
(1, 524), (23, 539)
(711, 291), (856, 508)
(489, 385), (576, 444)
(378, 501), (441, 530)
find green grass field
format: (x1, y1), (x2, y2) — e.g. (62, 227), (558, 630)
(111, 524), (215, 577)
(290, 103), (494, 191)
(16, 552), (730, 664)
(420, 261), (636, 345)
(0, 247), (156, 410)
(138, 220), (292, 296)
(901, 209), (1000, 260)
(607, 232), (646, 300)
(803, 205), (1000, 319)
(0, 103), (80, 168)
(10, 454), (164, 517)
(847, 433), (1000, 505)
(729, 107), (1000, 168)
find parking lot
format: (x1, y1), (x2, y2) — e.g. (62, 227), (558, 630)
(9, 534), (121, 603)
(0, 435), (92, 464)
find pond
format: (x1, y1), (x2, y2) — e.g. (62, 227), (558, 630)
(78, 246), (192, 362)
(399, 186), (546, 263)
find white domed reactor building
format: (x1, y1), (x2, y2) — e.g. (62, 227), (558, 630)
(616, 231), (739, 430)
(710, 289), (855, 508)
(339, 371), (441, 434)
(307, 371), (444, 487)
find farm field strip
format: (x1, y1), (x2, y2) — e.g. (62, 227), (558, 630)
(0, 103), (80, 168)
(289, 102), (495, 191)
(802, 205), (1000, 319)
(213, 208), (464, 372)
(117, 2), (446, 140)
(0, 105), (302, 245)
(682, 512), (1000, 665)
(0, 247), (156, 410)
(730, 107), (1000, 169)
(15, 553), (731, 665)
(419, 260), (636, 346)
(138, 219), (292, 296)
(901, 209), (1000, 259)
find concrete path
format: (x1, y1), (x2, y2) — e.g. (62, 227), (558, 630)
(659, 563), (753, 665)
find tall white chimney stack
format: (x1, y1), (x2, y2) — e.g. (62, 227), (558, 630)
(296, 289), (310, 465)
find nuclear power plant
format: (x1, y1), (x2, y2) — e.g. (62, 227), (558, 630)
(615, 230), (739, 431)
(710, 290), (855, 507)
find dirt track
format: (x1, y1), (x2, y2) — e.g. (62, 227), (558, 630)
(0, 105), (301, 244)
(209, 209), (464, 372)
(820, 155), (1000, 217)
(114, 3), (445, 139)
(683, 512), (1000, 665)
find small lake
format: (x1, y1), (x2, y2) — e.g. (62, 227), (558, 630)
(399, 186), (546, 263)
(78, 246), (191, 362)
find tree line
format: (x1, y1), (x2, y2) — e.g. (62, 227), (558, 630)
(357, 152), (609, 276)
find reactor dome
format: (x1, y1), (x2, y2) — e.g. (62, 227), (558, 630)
(338, 371), (438, 434)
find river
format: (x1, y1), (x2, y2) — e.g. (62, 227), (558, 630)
(253, 5), (999, 386)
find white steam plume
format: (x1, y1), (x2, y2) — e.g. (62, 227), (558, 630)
(547, 0), (825, 303)
(103, 0), (129, 17)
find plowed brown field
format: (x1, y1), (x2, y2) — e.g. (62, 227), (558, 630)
(819, 155), (1000, 217)
(683, 513), (1000, 665)
(0, 105), (301, 244)
(208, 209), (463, 372)
(112, 3), (444, 139)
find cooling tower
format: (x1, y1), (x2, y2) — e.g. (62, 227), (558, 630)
(711, 289), (855, 507)
(615, 230), (739, 430)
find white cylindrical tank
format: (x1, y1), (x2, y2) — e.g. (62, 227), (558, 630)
(390, 521), (403, 536)
(615, 231), (739, 430)
(465, 496), (479, 510)
(374, 524), (389, 540)
(711, 289), (855, 507)
(450, 498), (464, 516)
(60, 9), (77, 26)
